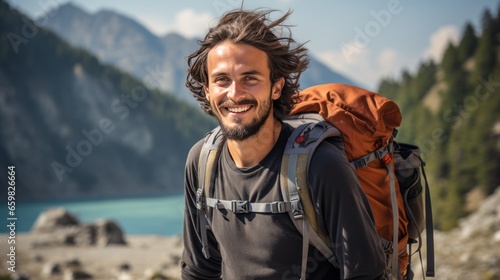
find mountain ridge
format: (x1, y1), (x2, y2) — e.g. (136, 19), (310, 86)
(40, 2), (359, 104)
(0, 0), (215, 201)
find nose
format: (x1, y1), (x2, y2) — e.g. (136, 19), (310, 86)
(227, 80), (245, 101)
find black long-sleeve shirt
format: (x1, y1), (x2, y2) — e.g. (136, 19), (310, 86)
(181, 123), (386, 279)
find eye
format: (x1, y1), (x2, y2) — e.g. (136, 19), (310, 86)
(243, 75), (259, 84)
(214, 76), (231, 86)
(216, 77), (228, 82)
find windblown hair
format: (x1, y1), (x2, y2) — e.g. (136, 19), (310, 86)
(186, 9), (309, 118)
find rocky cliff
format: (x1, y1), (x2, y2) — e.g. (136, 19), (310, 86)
(412, 187), (500, 280)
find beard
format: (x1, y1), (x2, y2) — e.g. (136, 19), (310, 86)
(214, 95), (273, 141)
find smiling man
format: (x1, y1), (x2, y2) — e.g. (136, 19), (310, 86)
(206, 41), (284, 166)
(182, 9), (387, 280)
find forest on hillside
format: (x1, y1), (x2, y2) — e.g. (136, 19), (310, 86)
(0, 1), (215, 200)
(378, 6), (500, 230)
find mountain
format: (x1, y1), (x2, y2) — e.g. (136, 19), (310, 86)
(39, 2), (357, 104)
(0, 1), (215, 201)
(377, 6), (500, 231)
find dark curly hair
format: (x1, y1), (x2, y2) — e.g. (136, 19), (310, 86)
(186, 9), (309, 119)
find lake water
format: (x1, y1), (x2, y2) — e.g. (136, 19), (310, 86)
(1, 194), (185, 236)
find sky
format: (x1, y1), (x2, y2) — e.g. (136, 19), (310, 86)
(8, 0), (500, 90)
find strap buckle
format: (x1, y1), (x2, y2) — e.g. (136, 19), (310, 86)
(291, 200), (304, 219)
(231, 200), (249, 214)
(374, 147), (387, 159)
(270, 201), (287, 213)
(353, 157), (369, 169)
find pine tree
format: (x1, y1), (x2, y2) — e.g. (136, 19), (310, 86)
(377, 78), (400, 101)
(472, 9), (497, 80)
(440, 43), (469, 113)
(441, 43), (461, 79)
(457, 22), (477, 62)
(372, 6), (500, 231)
(481, 8), (494, 31)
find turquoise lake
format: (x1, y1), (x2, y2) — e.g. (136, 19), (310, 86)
(1, 194), (185, 236)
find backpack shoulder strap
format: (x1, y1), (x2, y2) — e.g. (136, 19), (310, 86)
(198, 126), (224, 198)
(421, 161), (435, 277)
(196, 126), (225, 259)
(196, 126), (294, 258)
(197, 119), (347, 278)
(281, 117), (342, 278)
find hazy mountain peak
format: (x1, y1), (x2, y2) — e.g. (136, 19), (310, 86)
(57, 1), (86, 13)
(40, 3), (357, 104)
(93, 7), (155, 37)
(162, 32), (194, 43)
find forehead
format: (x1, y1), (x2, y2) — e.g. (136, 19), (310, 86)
(206, 41), (269, 75)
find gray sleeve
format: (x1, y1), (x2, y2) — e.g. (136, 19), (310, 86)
(181, 140), (222, 280)
(309, 140), (387, 279)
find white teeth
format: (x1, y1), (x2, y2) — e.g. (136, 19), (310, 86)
(227, 106), (251, 113)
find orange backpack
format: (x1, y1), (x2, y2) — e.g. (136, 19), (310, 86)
(196, 83), (434, 279)
(291, 83), (434, 279)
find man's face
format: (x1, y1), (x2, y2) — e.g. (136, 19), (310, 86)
(205, 41), (283, 141)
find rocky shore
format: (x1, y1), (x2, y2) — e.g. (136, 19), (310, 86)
(2, 187), (500, 279)
(0, 233), (182, 280)
(0, 208), (182, 280)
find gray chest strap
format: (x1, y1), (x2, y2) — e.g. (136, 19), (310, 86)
(205, 198), (291, 214)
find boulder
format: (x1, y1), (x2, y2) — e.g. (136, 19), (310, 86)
(31, 208), (127, 246)
(41, 262), (62, 277)
(95, 219), (127, 246)
(32, 207), (79, 232)
(63, 269), (93, 280)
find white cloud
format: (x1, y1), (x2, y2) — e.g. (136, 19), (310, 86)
(317, 47), (407, 90)
(423, 25), (460, 62)
(378, 48), (400, 77)
(169, 9), (214, 38)
(316, 25), (462, 89)
(317, 48), (376, 89)
(142, 8), (213, 38)
(139, 17), (170, 36)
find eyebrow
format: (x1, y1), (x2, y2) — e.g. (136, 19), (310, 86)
(210, 70), (265, 77)
(241, 70), (265, 76)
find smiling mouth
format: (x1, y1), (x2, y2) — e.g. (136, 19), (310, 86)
(226, 105), (252, 113)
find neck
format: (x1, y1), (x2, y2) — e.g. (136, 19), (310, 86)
(227, 118), (282, 168)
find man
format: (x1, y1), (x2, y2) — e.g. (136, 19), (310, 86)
(182, 9), (387, 279)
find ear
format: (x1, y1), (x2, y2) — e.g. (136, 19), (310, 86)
(271, 77), (284, 100)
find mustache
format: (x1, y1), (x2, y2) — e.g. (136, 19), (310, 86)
(218, 99), (257, 109)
